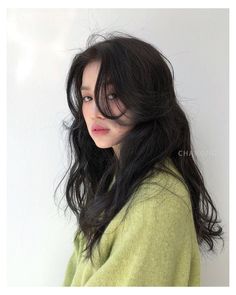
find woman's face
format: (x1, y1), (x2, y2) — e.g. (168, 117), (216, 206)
(81, 60), (134, 158)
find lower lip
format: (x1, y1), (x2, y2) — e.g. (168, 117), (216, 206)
(92, 129), (110, 135)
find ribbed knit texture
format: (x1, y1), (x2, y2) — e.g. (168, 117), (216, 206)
(63, 158), (200, 286)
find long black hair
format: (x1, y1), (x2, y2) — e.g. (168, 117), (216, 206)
(55, 32), (224, 264)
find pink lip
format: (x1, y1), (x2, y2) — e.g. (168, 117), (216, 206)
(92, 129), (110, 136)
(91, 124), (109, 131)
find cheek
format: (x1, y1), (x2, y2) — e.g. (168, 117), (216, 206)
(112, 101), (126, 116)
(82, 104), (88, 118)
(82, 105), (91, 128)
(114, 124), (134, 138)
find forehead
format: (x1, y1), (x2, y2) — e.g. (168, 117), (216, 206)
(81, 60), (101, 91)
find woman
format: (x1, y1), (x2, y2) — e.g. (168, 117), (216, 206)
(57, 32), (224, 286)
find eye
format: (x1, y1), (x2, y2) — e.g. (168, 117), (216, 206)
(82, 96), (92, 102)
(107, 93), (117, 100)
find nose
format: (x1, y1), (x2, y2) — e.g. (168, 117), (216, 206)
(90, 100), (105, 119)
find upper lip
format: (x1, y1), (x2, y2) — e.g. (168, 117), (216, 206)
(92, 123), (109, 131)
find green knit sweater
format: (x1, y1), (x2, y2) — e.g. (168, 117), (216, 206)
(63, 159), (200, 286)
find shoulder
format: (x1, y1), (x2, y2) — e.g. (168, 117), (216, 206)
(106, 158), (193, 236)
(130, 158), (192, 214)
(106, 178), (194, 253)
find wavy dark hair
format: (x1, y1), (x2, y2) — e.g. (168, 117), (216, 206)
(55, 32), (224, 264)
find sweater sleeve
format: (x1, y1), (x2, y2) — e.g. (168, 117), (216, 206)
(84, 196), (195, 286)
(63, 250), (77, 286)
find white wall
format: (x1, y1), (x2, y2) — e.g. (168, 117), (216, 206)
(7, 8), (229, 286)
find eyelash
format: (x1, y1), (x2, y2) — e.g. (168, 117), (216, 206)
(81, 96), (92, 102)
(82, 93), (117, 102)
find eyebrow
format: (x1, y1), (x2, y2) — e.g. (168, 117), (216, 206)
(80, 86), (90, 91)
(80, 82), (114, 92)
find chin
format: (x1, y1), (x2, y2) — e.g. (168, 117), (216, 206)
(94, 142), (112, 149)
